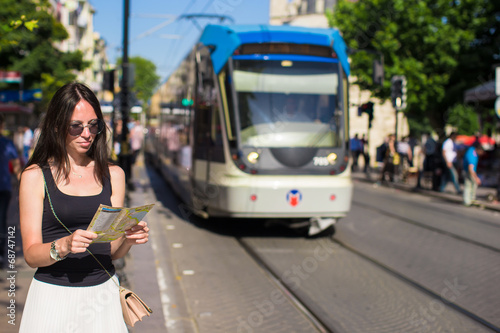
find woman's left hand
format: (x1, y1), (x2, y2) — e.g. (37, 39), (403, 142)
(124, 221), (149, 245)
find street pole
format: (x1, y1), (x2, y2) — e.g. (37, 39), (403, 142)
(120, 0), (131, 186)
(395, 109), (398, 142)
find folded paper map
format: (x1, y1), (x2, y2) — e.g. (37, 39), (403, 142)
(87, 203), (155, 242)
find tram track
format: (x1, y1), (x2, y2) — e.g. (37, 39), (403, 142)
(331, 237), (500, 333)
(344, 198), (500, 331)
(237, 218), (500, 333)
(237, 237), (334, 333)
(353, 199), (500, 254)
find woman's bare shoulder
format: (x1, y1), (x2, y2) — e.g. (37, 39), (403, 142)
(108, 164), (125, 178)
(20, 165), (45, 196)
(21, 164), (43, 181)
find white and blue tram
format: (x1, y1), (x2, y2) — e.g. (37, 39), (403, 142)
(147, 24), (353, 235)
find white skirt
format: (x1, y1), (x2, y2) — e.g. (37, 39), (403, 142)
(19, 276), (128, 333)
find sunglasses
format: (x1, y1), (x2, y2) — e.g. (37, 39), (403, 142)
(68, 119), (105, 137)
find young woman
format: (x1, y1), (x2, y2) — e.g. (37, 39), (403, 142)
(19, 82), (149, 332)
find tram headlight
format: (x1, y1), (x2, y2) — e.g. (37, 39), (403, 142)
(327, 153), (337, 164)
(247, 152), (259, 164)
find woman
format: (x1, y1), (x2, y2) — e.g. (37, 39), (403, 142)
(19, 82), (149, 332)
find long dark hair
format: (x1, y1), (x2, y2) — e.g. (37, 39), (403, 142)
(26, 82), (110, 184)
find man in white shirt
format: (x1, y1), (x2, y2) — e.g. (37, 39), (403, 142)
(22, 126), (33, 162)
(439, 132), (461, 194)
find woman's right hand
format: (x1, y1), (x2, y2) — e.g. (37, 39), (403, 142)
(61, 230), (98, 255)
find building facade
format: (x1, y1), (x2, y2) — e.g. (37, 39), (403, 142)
(48, 0), (109, 99)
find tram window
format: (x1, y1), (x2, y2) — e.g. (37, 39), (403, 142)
(210, 106), (225, 163)
(221, 67), (237, 147)
(194, 106), (210, 160)
(211, 106), (223, 147)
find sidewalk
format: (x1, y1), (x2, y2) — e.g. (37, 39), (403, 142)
(351, 168), (500, 212)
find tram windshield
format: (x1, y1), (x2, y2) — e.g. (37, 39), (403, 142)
(232, 59), (343, 148)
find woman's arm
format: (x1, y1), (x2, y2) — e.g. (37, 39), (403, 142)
(108, 164), (149, 259)
(111, 221), (149, 260)
(20, 166), (52, 268)
(20, 167), (96, 268)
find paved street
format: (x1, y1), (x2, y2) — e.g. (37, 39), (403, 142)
(1, 159), (500, 332)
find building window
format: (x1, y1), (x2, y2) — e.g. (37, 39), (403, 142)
(325, 0), (337, 10)
(307, 0), (316, 14)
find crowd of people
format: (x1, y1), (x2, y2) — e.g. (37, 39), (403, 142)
(349, 133), (370, 172)
(352, 131), (497, 206)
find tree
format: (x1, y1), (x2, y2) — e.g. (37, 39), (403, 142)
(0, 0), (89, 106)
(327, 0), (498, 138)
(0, 14), (38, 51)
(117, 56), (160, 108)
(446, 104), (480, 135)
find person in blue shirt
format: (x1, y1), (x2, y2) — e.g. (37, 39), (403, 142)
(462, 142), (485, 206)
(0, 114), (21, 264)
(350, 133), (363, 171)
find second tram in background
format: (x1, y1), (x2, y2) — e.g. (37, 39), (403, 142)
(145, 24), (353, 235)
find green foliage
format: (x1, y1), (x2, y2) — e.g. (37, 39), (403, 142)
(0, 0), (88, 109)
(0, 15), (39, 50)
(117, 56), (160, 106)
(327, 0), (499, 137)
(446, 104), (480, 135)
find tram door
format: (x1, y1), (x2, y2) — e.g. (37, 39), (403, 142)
(192, 49), (225, 210)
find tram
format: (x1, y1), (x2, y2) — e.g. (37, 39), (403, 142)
(146, 24), (353, 235)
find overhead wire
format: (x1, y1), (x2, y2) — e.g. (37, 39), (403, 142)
(159, 0), (200, 80)
(161, 0), (217, 81)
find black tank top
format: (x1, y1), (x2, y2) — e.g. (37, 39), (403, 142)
(34, 167), (116, 287)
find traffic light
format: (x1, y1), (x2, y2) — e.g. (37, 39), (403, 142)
(358, 101), (374, 128)
(391, 75), (406, 110)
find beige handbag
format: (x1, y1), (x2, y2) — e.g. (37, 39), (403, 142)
(119, 286), (153, 326)
(43, 174), (153, 327)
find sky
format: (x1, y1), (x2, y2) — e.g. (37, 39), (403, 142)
(91, 0), (270, 82)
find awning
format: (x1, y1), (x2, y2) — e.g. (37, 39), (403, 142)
(0, 103), (33, 113)
(456, 134), (496, 150)
(464, 80), (496, 103)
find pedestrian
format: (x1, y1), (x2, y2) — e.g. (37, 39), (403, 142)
(379, 134), (399, 183)
(462, 141), (485, 206)
(361, 134), (370, 172)
(416, 133), (432, 189)
(397, 136), (413, 168)
(0, 114), (21, 264)
(18, 82), (150, 332)
(350, 133), (362, 171)
(129, 119), (144, 165)
(22, 125), (33, 162)
(440, 131), (461, 194)
(13, 126), (24, 164)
